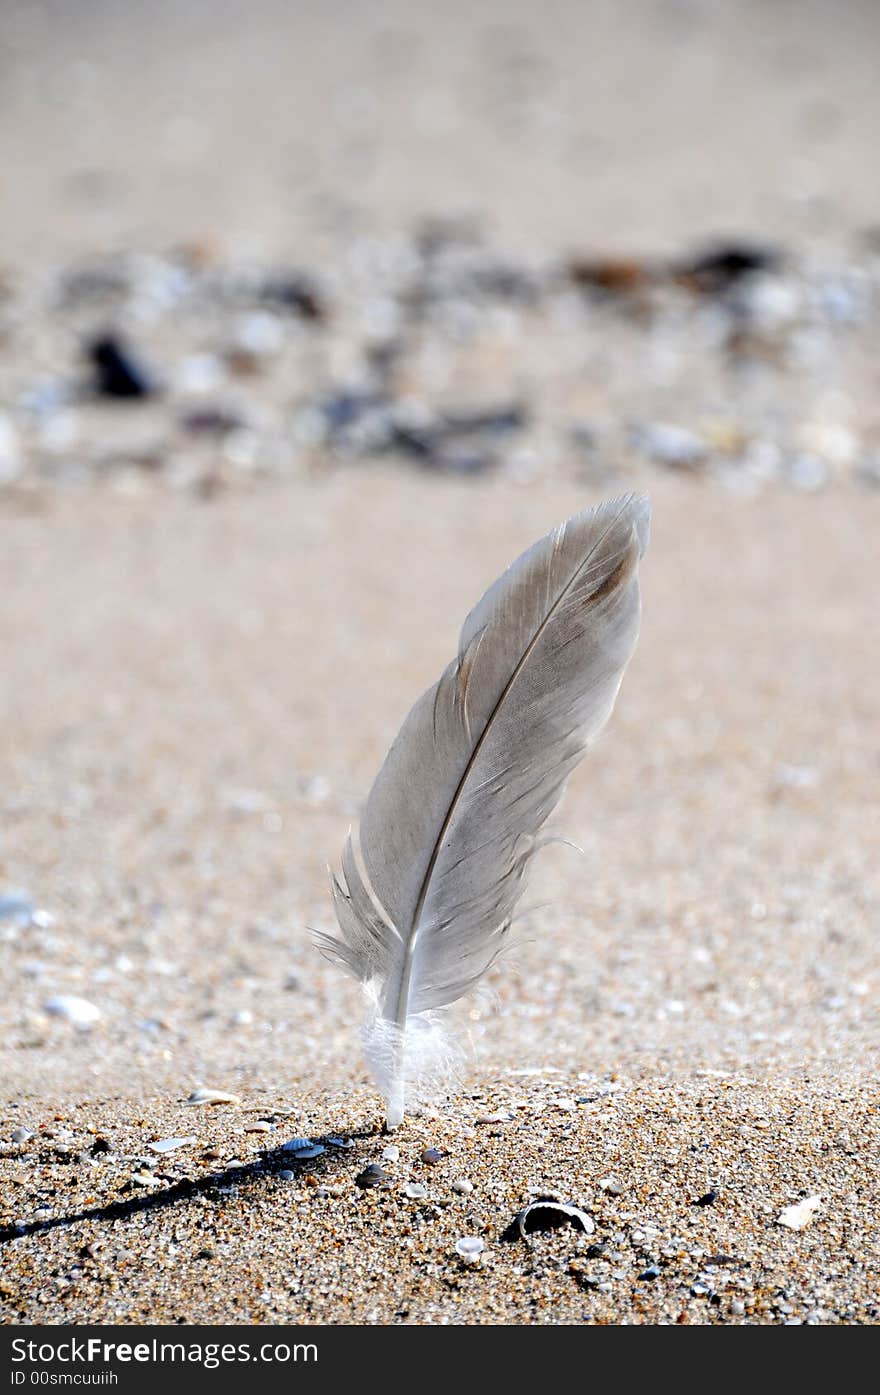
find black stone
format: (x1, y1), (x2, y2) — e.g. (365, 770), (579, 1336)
(676, 242), (781, 293)
(355, 1163), (386, 1189)
(89, 335), (153, 398)
(261, 274), (325, 322)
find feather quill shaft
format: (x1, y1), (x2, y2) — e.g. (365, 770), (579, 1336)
(317, 494), (650, 1128)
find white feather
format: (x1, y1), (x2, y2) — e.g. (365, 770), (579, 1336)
(316, 494), (651, 1128)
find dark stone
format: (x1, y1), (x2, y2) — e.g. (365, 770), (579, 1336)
(567, 257), (654, 295)
(179, 407), (244, 437)
(470, 264), (541, 303)
(390, 402), (526, 474)
(261, 274), (325, 322)
(321, 390), (388, 432)
(675, 242), (781, 294)
(441, 405), (527, 436)
(89, 335), (153, 398)
(355, 1163), (386, 1189)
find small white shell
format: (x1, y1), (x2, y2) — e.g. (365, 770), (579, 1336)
(130, 1171), (160, 1187)
(42, 995), (101, 1027)
(185, 1089), (241, 1107)
(455, 1236), (485, 1262)
(149, 1136), (197, 1154)
(777, 1195), (823, 1231)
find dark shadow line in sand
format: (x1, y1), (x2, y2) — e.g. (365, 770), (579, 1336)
(0, 1132), (374, 1246)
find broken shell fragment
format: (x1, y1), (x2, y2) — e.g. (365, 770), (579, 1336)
(185, 1089), (242, 1107)
(514, 1198), (595, 1241)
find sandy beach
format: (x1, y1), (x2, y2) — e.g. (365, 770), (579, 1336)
(1, 475), (877, 1324)
(1, 0), (879, 1325)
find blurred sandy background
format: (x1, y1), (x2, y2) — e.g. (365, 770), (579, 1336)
(2, 0), (880, 262)
(1, 0), (878, 1326)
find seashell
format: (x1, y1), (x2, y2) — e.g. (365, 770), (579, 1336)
(42, 995), (101, 1027)
(281, 1137), (325, 1160)
(514, 1198), (594, 1241)
(185, 1089), (241, 1106)
(149, 1136), (197, 1154)
(455, 1236), (485, 1262)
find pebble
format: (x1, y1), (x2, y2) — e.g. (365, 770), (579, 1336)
(421, 1147), (444, 1165)
(404, 1182), (428, 1199)
(0, 414), (23, 486)
(89, 335), (154, 399)
(678, 241), (780, 292)
(278, 1170), (295, 1181)
(788, 453), (829, 491)
(634, 422), (707, 471)
(568, 256), (651, 295)
(0, 235), (874, 497)
(176, 354), (225, 396)
(639, 1265), (661, 1281)
(355, 1164), (386, 1189)
(185, 1089), (241, 1106)
(381, 1144), (400, 1163)
(598, 1177), (624, 1195)
(451, 1178), (474, 1195)
(149, 1136), (197, 1154)
(454, 1236), (485, 1263)
(233, 312), (284, 360)
(180, 406), (243, 437)
(777, 1195), (823, 1231)
(244, 1121), (273, 1133)
(741, 275), (800, 331)
(42, 995), (102, 1027)
(281, 1138), (325, 1160)
(693, 1190), (718, 1207)
(773, 764), (818, 790)
(260, 272), (325, 322)
(797, 420), (857, 470)
(12, 1127), (33, 1144)
(0, 893), (35, 925)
